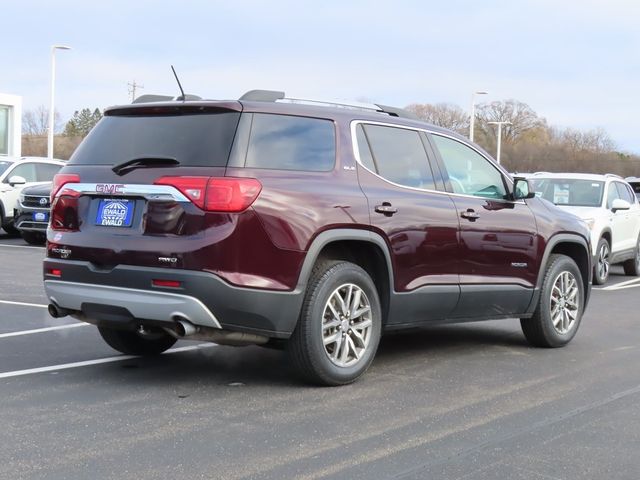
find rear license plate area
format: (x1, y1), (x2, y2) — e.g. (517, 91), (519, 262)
(96, 199), (134, 227)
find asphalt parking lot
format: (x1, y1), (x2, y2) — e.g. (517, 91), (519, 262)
(1, 233), (639, 480)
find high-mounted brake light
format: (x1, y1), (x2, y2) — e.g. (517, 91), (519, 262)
(154, 176), (262, 212)
(51, 174), (80, 201)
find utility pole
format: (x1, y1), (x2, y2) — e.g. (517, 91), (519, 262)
(469, 90), (488, 142)
(487, 121), (512, 165)
(127, 80), (144, 102)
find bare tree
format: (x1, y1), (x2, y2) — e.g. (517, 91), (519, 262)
(22, 106), (62, 136)
(405, 103), (469, 135)
(476, 99), (546, 143)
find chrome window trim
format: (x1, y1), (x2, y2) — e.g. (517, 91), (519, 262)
(350, 120), (523, 204)
(58, 183), (190, 202)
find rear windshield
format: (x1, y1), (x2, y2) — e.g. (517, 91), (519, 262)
(68, 112), (241, 167)
(531, 178), (604, 207)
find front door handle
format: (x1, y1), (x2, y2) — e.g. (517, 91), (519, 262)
(460, 209), (480, 221)
(375, 203), (398, 216)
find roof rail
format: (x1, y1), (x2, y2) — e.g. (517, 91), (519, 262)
(604, 173), (623, 179)
(375, 104), (419, 120)
(238, 89), (418, 120)
(239, 90), (285, 102)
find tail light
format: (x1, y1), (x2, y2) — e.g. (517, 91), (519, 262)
(154, 176), (262, 212)
(51, 188), (81, 231)
(51, 174), (80, 201)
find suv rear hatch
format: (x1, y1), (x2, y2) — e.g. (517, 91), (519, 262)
(47, 102), (267, 275)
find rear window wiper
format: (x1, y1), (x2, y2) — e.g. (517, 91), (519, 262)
(112, 156), (180, 176)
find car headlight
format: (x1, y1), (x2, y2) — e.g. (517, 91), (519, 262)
(19, 193), (25, 204)
(583, 218), (596, 230)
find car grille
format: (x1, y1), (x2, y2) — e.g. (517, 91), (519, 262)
(22, 195), (50, 208)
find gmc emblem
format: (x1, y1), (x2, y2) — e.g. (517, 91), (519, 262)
(96, 184), (125, 194)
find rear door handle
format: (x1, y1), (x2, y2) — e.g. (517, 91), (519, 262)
(375, 203), (398, 216)
(460, 209), (480, 221)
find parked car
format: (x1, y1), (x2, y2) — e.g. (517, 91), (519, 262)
(43, 90), (592, 385)
(14, 182), (52, 245)
(530, 173), (640, 284)
(626, 177), (640, 199)
(0, 156), (64, 235)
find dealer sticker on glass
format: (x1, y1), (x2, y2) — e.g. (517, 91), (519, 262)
(96, 199), (134, 227)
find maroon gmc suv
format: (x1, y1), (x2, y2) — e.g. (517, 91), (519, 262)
(44, 90), (592, 385)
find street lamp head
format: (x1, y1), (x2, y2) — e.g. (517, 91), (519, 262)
(52, 45), (72, 51)
(475, 91), (488, 95)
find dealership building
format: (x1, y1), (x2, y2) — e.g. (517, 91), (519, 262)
(0, 93), (22, 157)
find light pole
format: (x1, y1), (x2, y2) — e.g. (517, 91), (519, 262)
(469, 90), (488, 142)
(487, 121), (511, 165)
(48, 45), (71, 160)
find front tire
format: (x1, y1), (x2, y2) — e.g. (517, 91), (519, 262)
(593, 238), (610, 285)
(21, 230), (46, 245)
(98, 326), (177, 356)
(287, 260), (382, 386)
(521, 254), (584, 348)
(623, 235), (640, 276)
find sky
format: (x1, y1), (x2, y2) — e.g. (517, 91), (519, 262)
(2, 0), (640, 153)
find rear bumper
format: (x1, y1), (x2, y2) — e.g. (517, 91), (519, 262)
(43, 259), (304, 338)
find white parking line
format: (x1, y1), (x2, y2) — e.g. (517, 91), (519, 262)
(0, 323), (89, 339)
(0, 343), (216, 379)
(0, 300), (48, 308)
(602, 277), (640, 291)
(0, 243), (44, 250)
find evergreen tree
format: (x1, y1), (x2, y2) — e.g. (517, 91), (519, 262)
(64, 108), (103, 137)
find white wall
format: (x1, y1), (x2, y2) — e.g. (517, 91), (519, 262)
(0, 93), (22, 157)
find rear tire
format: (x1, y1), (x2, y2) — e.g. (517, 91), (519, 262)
(623, 236), (640, 276)
(593, 238), (610, 285)
(21, 231), (46, 245)
(98, 326), (177, 356)
(521, 254), (584, 348)
(287, 260), (382, 386)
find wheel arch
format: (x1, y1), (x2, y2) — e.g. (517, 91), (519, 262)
(527, 233), (592, 313)
(296, 229), (394, 326)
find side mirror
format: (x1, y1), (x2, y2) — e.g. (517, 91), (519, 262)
(512, 177), (535, 200)
(8, 175), (26, 187)
(611, 198), (631, 212)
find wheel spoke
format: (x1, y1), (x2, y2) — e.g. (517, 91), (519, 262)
(323, 331), (341, 346)
(322, 283), (373, 368)
(350, 328), (366, 347)
(349, 288), (362, 317)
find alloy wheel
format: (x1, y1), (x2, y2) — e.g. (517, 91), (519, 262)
(322, 283), (373, 367)
(549, 271), (580, 335)
(598, 243), (610, 281)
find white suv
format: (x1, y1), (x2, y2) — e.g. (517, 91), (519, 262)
(531, 173), (640, 284)
(0, 157), (65, 234)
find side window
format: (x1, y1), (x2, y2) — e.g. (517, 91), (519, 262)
(615, 182), (634, 204)
(362, 124), (436, 190)
(606, 183), (620, 209)
(245, 114), (335, 171)
(4, 163), (37, 183)
(431, 135), (507, 200)
(36, 163), (62, 182)
(355, 124), (376, 172)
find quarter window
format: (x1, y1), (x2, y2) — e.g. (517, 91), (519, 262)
(361, 124), (436, 190)
(431, 135), (507, 200)
(614, 182), (635, 204)
(4, 163), (37, 183)
(606, 183), (620, 209)
(245, 114), (335, 171)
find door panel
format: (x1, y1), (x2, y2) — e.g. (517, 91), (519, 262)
(353, 123), (460, 323)
(428, 133), (537, 318)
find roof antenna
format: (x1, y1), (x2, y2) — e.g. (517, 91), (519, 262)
(171, 65), (186, 101)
